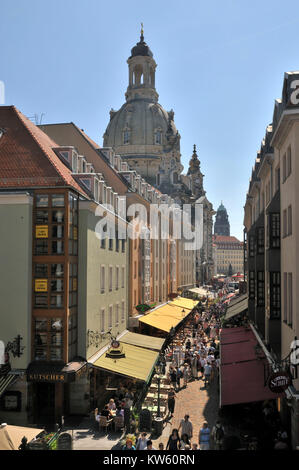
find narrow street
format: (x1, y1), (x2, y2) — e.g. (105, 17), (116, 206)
(152, 372), (219, 448)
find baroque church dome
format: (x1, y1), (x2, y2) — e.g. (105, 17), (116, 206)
(102, 28), (182, 187)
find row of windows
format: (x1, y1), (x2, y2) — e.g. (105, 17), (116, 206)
(100, 302), (126, 332)
(123, 129), (162, 145)
(101, 236), (126, 253)
(100, 266), (126, 293)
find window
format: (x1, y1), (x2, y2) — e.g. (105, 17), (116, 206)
(52, 194), (64, 207)
(269, 213), (280, 248)
(116, 266), (119, 290)
(257, 271), (265, 306)
(270, 272), (281, 319)
(100, 309), (105, 333)
(287, 146), (292, 178)
(283, 210), (287, 238)
(257, 227), (264, 254)
(35, 240), (48, 255)
(108, 306), (113, 329)
(121, 301), (125, 322)
(36, 195), (48, 207)
(288, 205), (292, 236)
(249, 271), (255, 300)
(101, 236), (106, 249)
(275, 167), (280, 192)
(155, 130), (162, 144)
(249, 236), (255, 257)
(36, 210), (48, 224)
(115, 304), (119, 326)
(101, 266), (105, 293)
(109, 266), (113, 292)
(121, 266), (125, 288)
(288, 273), (293, 326)
(121, 239), (126, 253)
(123, 129), (130, 144)
(34, 317), (63, 361)
(134, 261), (137, 279)
(282, 153), (286, 182)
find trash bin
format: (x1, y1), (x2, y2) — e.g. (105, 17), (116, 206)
(153, 417), (163, 436)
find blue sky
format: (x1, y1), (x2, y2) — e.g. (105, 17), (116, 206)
(1, 0), (299, 239)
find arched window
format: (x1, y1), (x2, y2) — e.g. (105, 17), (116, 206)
(155, 129), (162, 145)
(123, 129), (130, 144)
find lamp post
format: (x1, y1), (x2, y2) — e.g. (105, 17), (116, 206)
(155, 360), (163, 418)
(169, 326), (175, 362)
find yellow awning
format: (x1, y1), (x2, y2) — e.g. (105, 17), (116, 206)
(120, 331), (165, 351)
(93, 342), (159, 382)
(139, 302), (193, 333)
(169, 297), (199, 310)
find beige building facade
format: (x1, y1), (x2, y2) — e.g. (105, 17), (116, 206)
(244, 71), (299, 449)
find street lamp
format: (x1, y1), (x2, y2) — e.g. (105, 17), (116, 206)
(169, 326), (175, 362)
(155, 360), (163, 418)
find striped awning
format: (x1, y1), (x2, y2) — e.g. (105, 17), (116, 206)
(0, 374), (18, 397)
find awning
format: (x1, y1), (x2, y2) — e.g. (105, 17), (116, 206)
(220, 326), (283, 406)
(120, 331), (165, 351)
(139, 302), (193, 333)
(169, 297), (199, 309)
(224, 295), (248, 320)
(0, 374), (18, 397)
(0, 424), (44, 450)
(92, 342), (159, 382)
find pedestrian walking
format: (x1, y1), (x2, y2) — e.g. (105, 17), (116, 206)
(167, 387), (176, 417)
(166, 429), (181, 450)
(199, 422), (211, 450)
(203, 363), (212, 387)
(182, 363), (189, 388)
(178, 414), (193, 440)
(211, 421), (225, 450)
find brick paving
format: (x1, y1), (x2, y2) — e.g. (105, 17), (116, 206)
(151, 373), (220, 449)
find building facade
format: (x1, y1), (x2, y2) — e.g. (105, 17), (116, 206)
(244, 71), (299, 449)
(213, 235), (244, 276)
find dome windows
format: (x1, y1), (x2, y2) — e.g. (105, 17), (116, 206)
(123, 128), (130, 145)
(154, 128), (162, 145)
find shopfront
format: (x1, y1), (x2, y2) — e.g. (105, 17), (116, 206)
(26, 359), (87, 426)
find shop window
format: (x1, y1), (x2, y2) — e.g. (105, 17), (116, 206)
(36, 210), (48, 224)
(52, 210), (64, 223)
(52, 194), (64, 207)
(36, 195), (48, 207)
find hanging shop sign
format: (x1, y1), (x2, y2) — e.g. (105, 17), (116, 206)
(268, 371), (292, 393)
(35, 225), (48, 238)
(35, 279), (48, 292)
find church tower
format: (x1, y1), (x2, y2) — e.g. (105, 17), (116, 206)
(187, 145), (205, 199)
(214, 202), (230, 236)
(102, 26), (183, 188)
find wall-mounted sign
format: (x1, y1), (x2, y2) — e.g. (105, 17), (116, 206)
(268, 371), (292, 393)
(73, 227), (78, 240)
(73, 278), (77, 291)
(35, 225), (48, 238)
(27, 373), (65, 383)
(35, 279), (48, 292)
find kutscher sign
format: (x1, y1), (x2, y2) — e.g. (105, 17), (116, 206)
(268, 371), (292, 393)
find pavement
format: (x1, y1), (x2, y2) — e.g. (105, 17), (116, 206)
(150, 373), (219, 449)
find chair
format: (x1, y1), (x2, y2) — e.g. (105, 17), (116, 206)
(98, 415), (113, 433)
(114, 415), (124, 432)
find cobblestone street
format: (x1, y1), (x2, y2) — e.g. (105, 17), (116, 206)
(152, 373), (219, 449)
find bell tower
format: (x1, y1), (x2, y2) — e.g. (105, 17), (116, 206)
(126, 25), (159, 103)
(187, 145), (205, 199)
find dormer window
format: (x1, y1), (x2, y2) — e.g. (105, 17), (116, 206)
(123, 128), (130, 144)
(155, 129), (162, 145)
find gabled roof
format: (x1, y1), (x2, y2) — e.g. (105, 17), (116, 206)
(0, 106), (90, 197)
